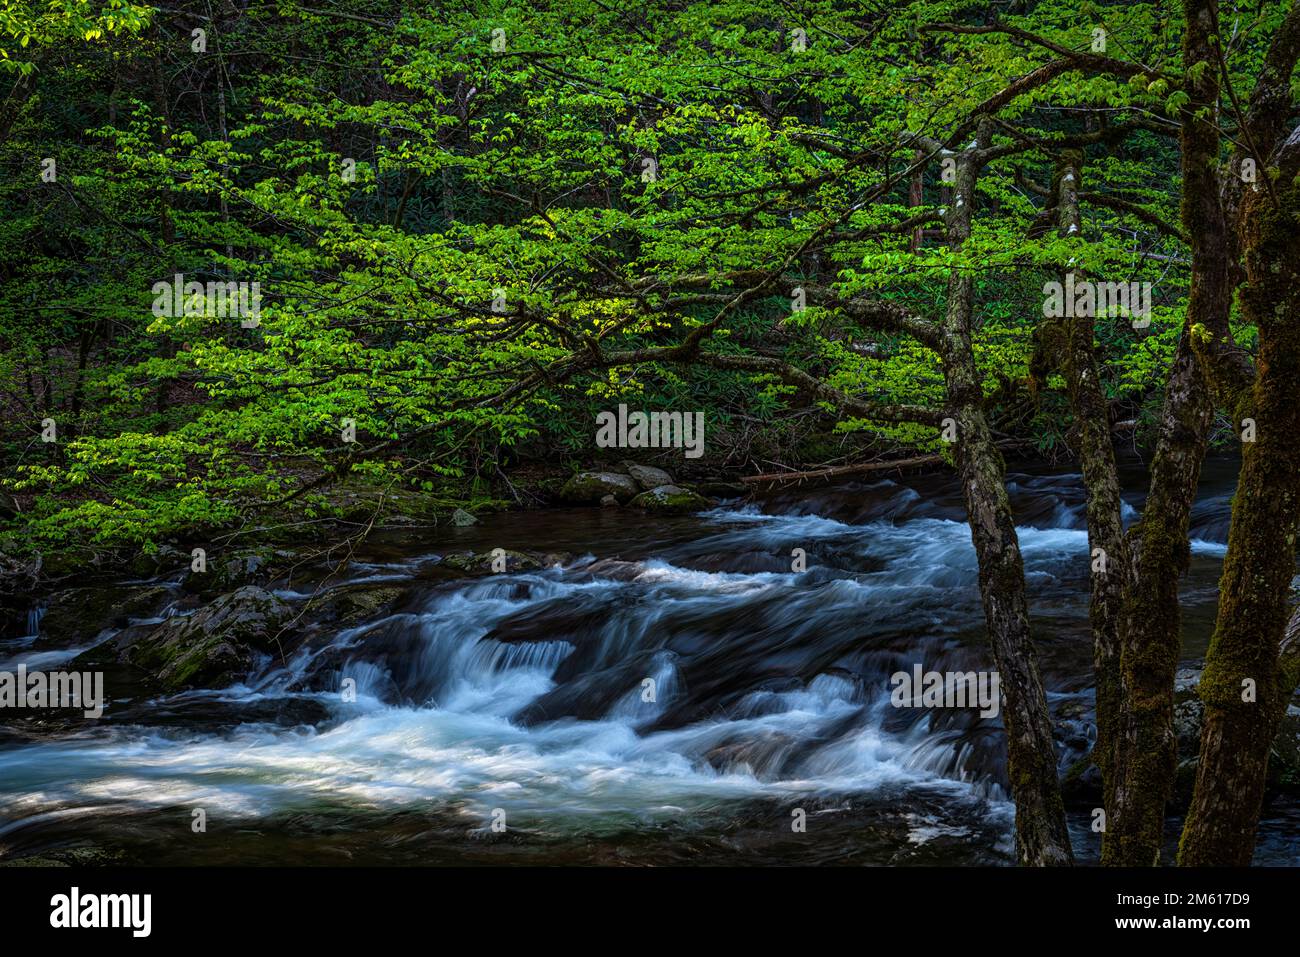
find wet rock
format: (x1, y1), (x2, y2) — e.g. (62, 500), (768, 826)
(1174, 697), (1204, 759)
(40, 584), (173, 646)
(622, 462), (674, 491)
(1270, 709), (1300, 790)
(0, 846), (126, 867)
(1060, 753), (1103, 804)
(558, 471), (639, 504)
(120, 586), (292, 691)
(629, 485), (710, 513)
(599, 494), (619, 507)
(0, 549), (40, 597)
(578, 558), (645, 581)
(451, 508), (478, 526)
(128, 543), (187, 578)
(327, 585), (404, 626)
(693, 480), (751, 499)
(182, 547), (287, 597)
(439, 549), (568, 576)
(1158, 676), (1300, 804)
(513, 649), (663, 727)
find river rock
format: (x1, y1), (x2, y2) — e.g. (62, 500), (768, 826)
(121, 585), (292, 691)
(599, 494), (619, 507)
(579, 558), (646, 581)
(451, 508), (478, 526)
(0, 550), (41, 599)
(1115, 678), (1300, 806)
(182, 547), (285, 597)
(558, 471), (639, 504)
(622, 462), (674, 491)
(128, 543), (187, 578)
(39, 584), (173, 646)
(439, 549), (569, 575)
(629, 485), (710, 513)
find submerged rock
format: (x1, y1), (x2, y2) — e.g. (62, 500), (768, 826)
(120, 586), (292, 691)
(558, 471), (639, 504)
(629, 485), (710, 513)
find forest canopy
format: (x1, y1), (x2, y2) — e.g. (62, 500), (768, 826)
(0, 0), (1227, 550)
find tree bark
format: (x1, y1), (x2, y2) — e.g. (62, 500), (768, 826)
(1045, 150), (1131, 833)
(942, 126), (1073, 865)
(1178, 127), (1300, 866)
(1103, 0), (1228, 865)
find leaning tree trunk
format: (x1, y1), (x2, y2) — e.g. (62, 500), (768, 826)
(941, 129), (1073, 865)
(1178, 128), (1300, 866)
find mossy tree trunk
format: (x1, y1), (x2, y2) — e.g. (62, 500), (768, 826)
(1052, 152), (1131, 832)
(1179, 128), (1300, 866)
(941, 125), (1073, 866)
(1102, 0), (1230, 865)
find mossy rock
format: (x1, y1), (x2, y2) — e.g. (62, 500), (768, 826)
(327, 585), (404, 626)
(558, 472), (639, 504)
(440, 549), (568, 575)
(1060, 753), (1102, 805)
(40, 584), (173, 645)
(1269, 711), (1300, 792)
(122, 586), (292, 691)
(0, 856), (69, 867)
(182, 547), (292, 597)
(129, 543), (188, 578)
(0, 846), (126, 867)
(0, 549), (41, 599)
(629, 485), (711, 513)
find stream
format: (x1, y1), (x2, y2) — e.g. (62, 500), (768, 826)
(2, 456), (1296, 866)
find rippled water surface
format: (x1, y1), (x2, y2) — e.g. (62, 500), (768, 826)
(2, 456), (1295, 865)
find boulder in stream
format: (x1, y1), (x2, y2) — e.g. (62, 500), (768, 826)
(181, 547), (291, 597)
(439, 549), (570, 575)
(622, 462), (674, 491)
(120, 585), (292, 691)
(629, 485), (710, 513)
(558, 471), (639, 504)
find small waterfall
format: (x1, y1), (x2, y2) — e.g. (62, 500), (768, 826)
(24, 604), (46, 639)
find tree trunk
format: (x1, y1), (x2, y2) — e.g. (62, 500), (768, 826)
(1047, 150), (1131, 831)
(942, 128), (1072, 865)
(1103, 0), (1228, 865)
(1178, 128), (1300, 866)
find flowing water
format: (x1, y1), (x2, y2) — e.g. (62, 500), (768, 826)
(1, 456), (1295, 866)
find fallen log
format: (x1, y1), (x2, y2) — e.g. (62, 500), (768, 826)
(740, 440), (1032, 486)
(740, 451), (951, 485)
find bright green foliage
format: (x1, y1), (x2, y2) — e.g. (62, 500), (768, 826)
(0, 0), (150, 74)
(0, 0), (1272, 551)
